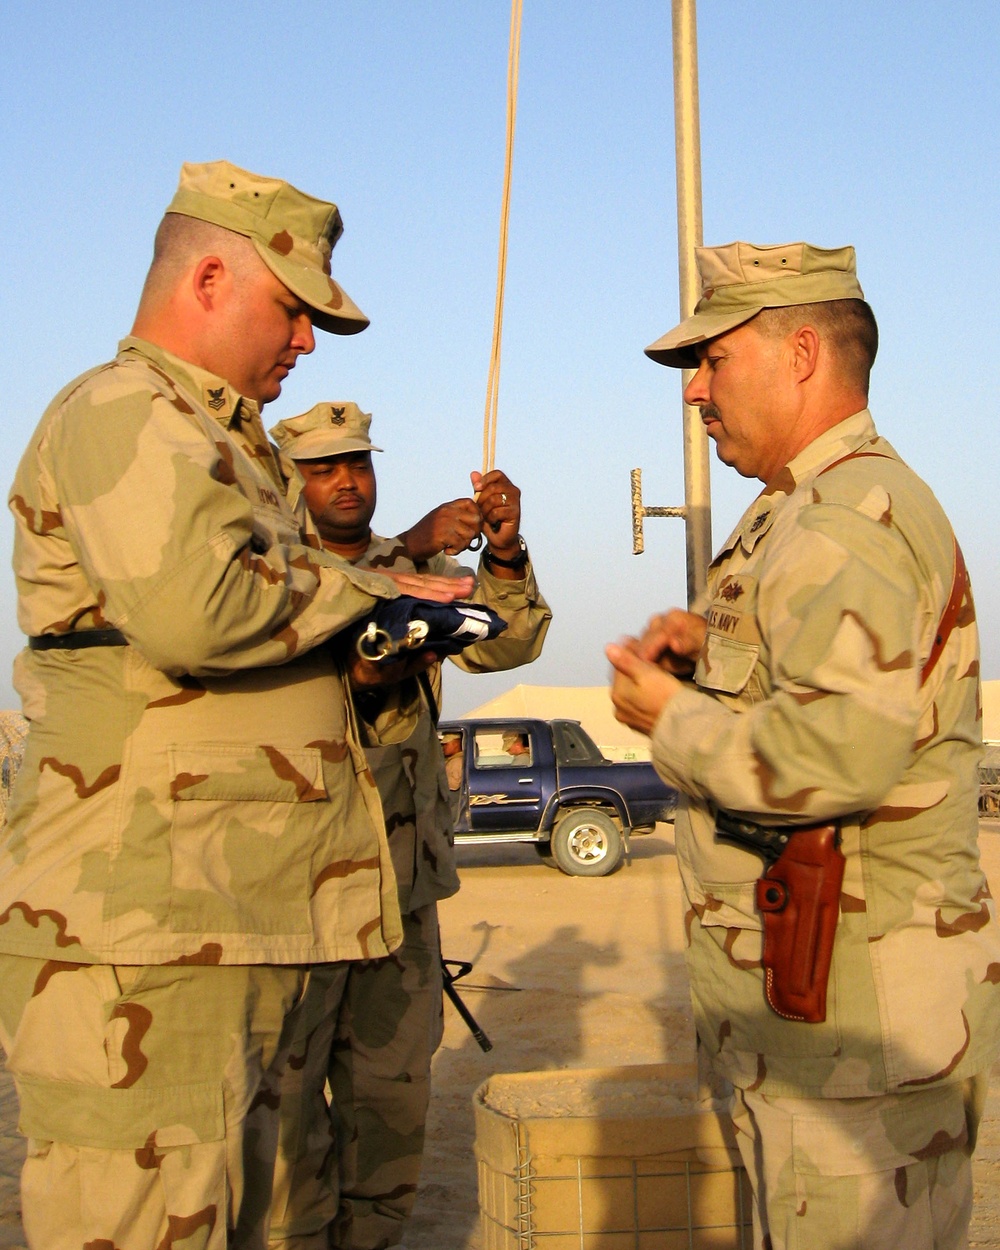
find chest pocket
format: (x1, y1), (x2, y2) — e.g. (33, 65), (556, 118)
(696, 574), (763, 698)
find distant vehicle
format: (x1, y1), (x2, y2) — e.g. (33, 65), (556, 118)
(438, 717), (677, 877)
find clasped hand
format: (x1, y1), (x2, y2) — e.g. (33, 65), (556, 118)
(606, 609), (707, 736)
(401, 470), (522, 561)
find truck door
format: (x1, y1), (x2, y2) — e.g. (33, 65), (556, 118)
(467, 725), (544, 832)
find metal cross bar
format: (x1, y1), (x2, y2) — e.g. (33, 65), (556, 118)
(631, 467), (686, 555)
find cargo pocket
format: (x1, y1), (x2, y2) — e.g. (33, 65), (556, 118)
(781, 1086), (970, 1249)
(168, 744), (328, 936)
(17, 1075), (228, 1250)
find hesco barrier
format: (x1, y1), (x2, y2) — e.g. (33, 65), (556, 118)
(474, 1063), (752, 1250)
(982, 745), (1000, 817)
(0, 711), (27, 823)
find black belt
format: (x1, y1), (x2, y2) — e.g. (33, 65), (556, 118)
(28, 629), (128, 650)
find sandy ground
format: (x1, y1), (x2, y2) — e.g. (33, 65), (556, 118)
(1, 823), (1000, 1247)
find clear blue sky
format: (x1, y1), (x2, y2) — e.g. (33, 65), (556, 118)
(1, 1), (997, 716)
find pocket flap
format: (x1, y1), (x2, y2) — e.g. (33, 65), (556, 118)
(697, 634), (760, 695)
(16, 1073), (224, 1148)
(697, 881), (763, 931)
(169, 745), (327, 803)
(791, 1082), (967, 1176)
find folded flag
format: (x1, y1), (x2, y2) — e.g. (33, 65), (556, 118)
(355, 597), (507, 663)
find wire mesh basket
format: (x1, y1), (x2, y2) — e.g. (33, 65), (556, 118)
(475, 1063), (752, 1250)
(0, 711), (27, 824)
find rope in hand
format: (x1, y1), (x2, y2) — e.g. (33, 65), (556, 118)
(482, 0), (523, 477)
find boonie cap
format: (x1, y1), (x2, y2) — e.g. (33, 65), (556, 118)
(166, 160), (369, 336)
(645, 241), (864, 368)
(270, 402), (383, 460)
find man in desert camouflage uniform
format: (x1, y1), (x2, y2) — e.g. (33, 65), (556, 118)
(267, 401), (550, 1250)
(0, 161), (473, 1250)
(607, 242), (1000, 1249)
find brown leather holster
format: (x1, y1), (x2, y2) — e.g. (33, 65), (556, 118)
(754, 823), (845, 1023)
(716, 811), (845, 1023)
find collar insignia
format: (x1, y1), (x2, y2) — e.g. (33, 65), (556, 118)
(749, 510), (770, 533)
(207, 386), (226, 412)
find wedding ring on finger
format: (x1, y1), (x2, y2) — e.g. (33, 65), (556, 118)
(501, 493), (508, 503)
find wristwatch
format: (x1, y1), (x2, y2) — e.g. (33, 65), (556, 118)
(482, 535), (529, 572)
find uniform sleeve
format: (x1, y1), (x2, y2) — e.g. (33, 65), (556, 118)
(43, 383), (398, 677)
(439, 554), (552, 674)
(651, 504), (925, 821)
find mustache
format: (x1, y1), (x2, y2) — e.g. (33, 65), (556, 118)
(700, 404), (722, 423)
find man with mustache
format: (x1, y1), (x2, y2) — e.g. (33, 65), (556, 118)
(0, 161), (471, 1250)
(607, 241), (1000, 1250)
(267, 401), (550, 1250)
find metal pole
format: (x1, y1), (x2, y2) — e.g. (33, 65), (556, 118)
(672, 0), (712, 606)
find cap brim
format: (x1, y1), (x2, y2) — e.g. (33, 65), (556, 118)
(254, 242), (370, 336)
(284, 434), (383, 461)
(644, 307), (763, 368)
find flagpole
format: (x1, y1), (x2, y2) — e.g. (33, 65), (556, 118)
(672, 0), (712, 605)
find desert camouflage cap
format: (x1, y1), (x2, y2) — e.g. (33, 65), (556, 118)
(645, 241), (865, 368)
(165, 160), (369, 336)
(270, 402), (383, 460)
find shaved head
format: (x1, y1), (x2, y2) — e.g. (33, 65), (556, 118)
(135, 213), (266, 316)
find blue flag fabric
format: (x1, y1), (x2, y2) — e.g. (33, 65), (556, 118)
(355, 596), (507, 663)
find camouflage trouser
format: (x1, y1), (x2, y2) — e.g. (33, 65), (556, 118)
(731, 1073), (987, 1249)
(0, 954), (350, 1250)
(270, 902), (443, 1250)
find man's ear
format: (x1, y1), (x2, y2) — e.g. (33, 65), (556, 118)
(191, 256), (227, 313)
(789, 324), (820, 382)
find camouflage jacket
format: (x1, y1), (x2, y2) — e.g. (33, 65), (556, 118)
(1, 337), (406, 965)
(353, 533), (551, 912)
(651, 410), (1000, 1097)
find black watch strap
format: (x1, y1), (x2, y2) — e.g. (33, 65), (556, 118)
(482, 536), (528, 571)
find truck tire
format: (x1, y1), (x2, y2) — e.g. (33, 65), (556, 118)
(552, 809), (624, 877)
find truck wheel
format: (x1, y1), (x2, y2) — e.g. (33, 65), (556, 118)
(552, 809), (623, 877)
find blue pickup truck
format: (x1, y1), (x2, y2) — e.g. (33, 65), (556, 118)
(438, 717), (677, 877)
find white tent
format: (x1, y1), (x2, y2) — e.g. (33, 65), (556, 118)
(461, 684), (651, 761)
(985, 680), (1000, 744)
(463, 679), (1000, 755)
